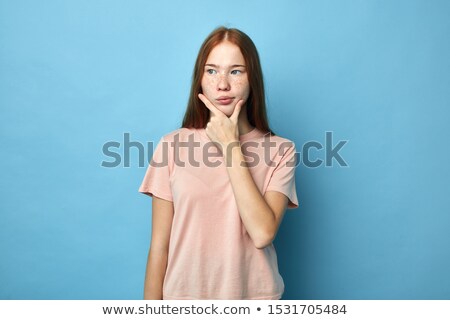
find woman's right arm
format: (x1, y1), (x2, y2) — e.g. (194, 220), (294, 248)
(143, 196), (174, 300)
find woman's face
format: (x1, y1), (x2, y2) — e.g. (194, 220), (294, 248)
(201, 41), (250, 117)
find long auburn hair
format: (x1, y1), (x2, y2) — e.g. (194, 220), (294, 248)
(181, 26), (274, 135)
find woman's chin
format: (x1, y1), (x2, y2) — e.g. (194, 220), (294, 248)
(215, 104), (234, 117)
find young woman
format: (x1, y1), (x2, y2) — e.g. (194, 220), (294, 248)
(139, 26), (298, 300)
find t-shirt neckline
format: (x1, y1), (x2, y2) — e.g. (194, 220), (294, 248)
(196, 126), (262, 142)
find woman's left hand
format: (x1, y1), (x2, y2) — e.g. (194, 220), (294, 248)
(198, 93), (244, 151)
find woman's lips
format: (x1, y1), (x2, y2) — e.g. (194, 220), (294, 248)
(216, 97), (234, 105)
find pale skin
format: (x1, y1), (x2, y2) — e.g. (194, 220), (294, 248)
(143, 41), (290, 299)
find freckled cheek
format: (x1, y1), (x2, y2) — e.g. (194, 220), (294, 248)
(201, 77), (217, 96)
(231, 79), (250, 100)
(201, 77), (250, 99)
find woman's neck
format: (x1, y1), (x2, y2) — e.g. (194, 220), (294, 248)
(237, 105), (254, 135)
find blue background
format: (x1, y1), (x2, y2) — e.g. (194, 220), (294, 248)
(1, 0), (449, 299)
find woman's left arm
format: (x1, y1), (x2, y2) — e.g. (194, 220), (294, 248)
(198, 93), (290, 249)
(225, 145), (289, 249)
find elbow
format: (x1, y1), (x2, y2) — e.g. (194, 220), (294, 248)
(252, 229), (275, 250)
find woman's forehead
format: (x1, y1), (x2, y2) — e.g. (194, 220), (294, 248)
(206, 41), (245, 65)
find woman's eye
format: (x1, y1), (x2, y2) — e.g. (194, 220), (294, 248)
(231, 70), (242, 75)
(206, 69), (217, 75)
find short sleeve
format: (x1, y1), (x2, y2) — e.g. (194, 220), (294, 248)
(265, 141), (299, 209)
(138, 137), (173, 202)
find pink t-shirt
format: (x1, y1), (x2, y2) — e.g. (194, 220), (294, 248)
(139, 127), (299, 300)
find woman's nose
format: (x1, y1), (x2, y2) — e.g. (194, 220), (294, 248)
(217, 74), (230, 91)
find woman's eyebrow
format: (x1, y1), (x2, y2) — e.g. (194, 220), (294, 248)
(205, 64), (246, 68)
